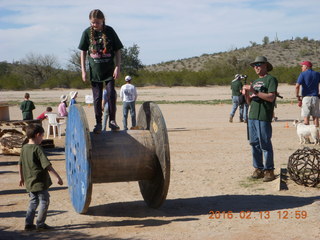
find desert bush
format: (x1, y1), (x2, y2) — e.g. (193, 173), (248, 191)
(299, 49), (313, 57)
(281, 41), (290, 49)
(0, 74), (25, 90)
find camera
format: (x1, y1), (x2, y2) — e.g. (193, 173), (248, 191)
(240, 74), (247, 79)
(240, 74), (248, 84)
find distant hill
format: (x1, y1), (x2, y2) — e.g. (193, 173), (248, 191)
(145, 38), (320, 72)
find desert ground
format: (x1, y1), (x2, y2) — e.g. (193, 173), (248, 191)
(0, 84), (319, 240)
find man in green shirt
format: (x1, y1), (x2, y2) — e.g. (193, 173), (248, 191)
(243, 56), (278, 182)
(229, 74), (245, 123)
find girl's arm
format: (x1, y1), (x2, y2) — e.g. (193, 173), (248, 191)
(113, 50), (121, 79)
(80, 50), (87, 82)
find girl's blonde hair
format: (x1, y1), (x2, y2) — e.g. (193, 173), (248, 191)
(89, 9), (108, 54)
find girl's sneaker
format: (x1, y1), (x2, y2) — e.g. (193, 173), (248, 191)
(109, 121), (120, 130)
(93, 124), (102, 134)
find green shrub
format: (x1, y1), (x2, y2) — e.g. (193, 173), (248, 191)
(0, 74), (25, 90)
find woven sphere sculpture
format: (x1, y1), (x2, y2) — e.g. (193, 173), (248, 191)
(287, 147), (320, 187)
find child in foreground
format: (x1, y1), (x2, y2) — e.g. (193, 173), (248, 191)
(19, 124), (63, 231)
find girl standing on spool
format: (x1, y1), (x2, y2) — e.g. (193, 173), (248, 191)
(79, 9), (123, 133)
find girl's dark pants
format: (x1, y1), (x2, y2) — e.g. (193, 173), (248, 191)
(91, 80), (116, 125)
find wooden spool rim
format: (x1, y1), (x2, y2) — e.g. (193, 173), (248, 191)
(137, 102), (170, 208)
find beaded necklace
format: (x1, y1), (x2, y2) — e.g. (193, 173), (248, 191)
(90, 25), (107, 54)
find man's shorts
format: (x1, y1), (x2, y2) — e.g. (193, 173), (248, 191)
(301, 96), (320, 117)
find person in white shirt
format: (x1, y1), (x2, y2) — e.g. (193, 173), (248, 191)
(119, 75), (138, 130)
(101, 89), (117, 131)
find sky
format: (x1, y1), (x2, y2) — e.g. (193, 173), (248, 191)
(1, 0), (320, 68)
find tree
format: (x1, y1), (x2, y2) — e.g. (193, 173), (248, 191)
(121, 43), (143, 76)
(249, 41), (257, 47)
(67, 49), (82, 72)
(262, 36), (269, 45)
(19, 53), (61, 87)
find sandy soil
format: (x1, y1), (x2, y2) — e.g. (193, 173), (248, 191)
(0, 84), (319, 240)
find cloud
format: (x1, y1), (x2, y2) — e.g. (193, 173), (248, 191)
(0, 0), (320, 67)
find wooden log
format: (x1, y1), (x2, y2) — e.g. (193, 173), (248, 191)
(0, 129), (27, 155)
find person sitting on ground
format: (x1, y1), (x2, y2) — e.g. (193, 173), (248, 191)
(58, 95), (68, 117)
(36, 107), (53, 121)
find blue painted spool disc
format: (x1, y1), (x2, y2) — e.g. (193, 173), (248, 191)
(65, 105), (92, 214)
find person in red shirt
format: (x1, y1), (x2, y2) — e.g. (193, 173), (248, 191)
(36, 107), (53, 121)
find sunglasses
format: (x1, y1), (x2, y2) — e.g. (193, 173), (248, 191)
(253, 63), (265, 67)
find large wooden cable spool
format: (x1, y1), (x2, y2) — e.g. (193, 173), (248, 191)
(65, 102), (170, 214)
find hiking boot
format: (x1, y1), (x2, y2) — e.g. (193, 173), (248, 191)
(93, 124), (102, 134)
(36, 224), (53, 231)
(109, 121), (120, 130)
(263, 170), (276, 182)
(24, 224), (36, 231)
(229, 116), (233, 123)
(251, 168), (264, 179)
(240, 118), (244, 122)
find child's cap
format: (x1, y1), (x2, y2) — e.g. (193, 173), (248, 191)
(125, 75), (132, 82)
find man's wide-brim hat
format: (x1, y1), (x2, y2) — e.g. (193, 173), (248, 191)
(250, 56), (273, 72)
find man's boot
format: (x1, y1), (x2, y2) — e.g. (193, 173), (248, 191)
(263, 169), (275, 182)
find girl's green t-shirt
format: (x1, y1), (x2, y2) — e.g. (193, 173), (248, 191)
(78, 25), (123, 82)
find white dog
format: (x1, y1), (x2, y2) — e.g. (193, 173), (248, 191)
(293, 120), (319, 145)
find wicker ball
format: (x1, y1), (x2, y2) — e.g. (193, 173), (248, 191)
(287, 147), (320, 187)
